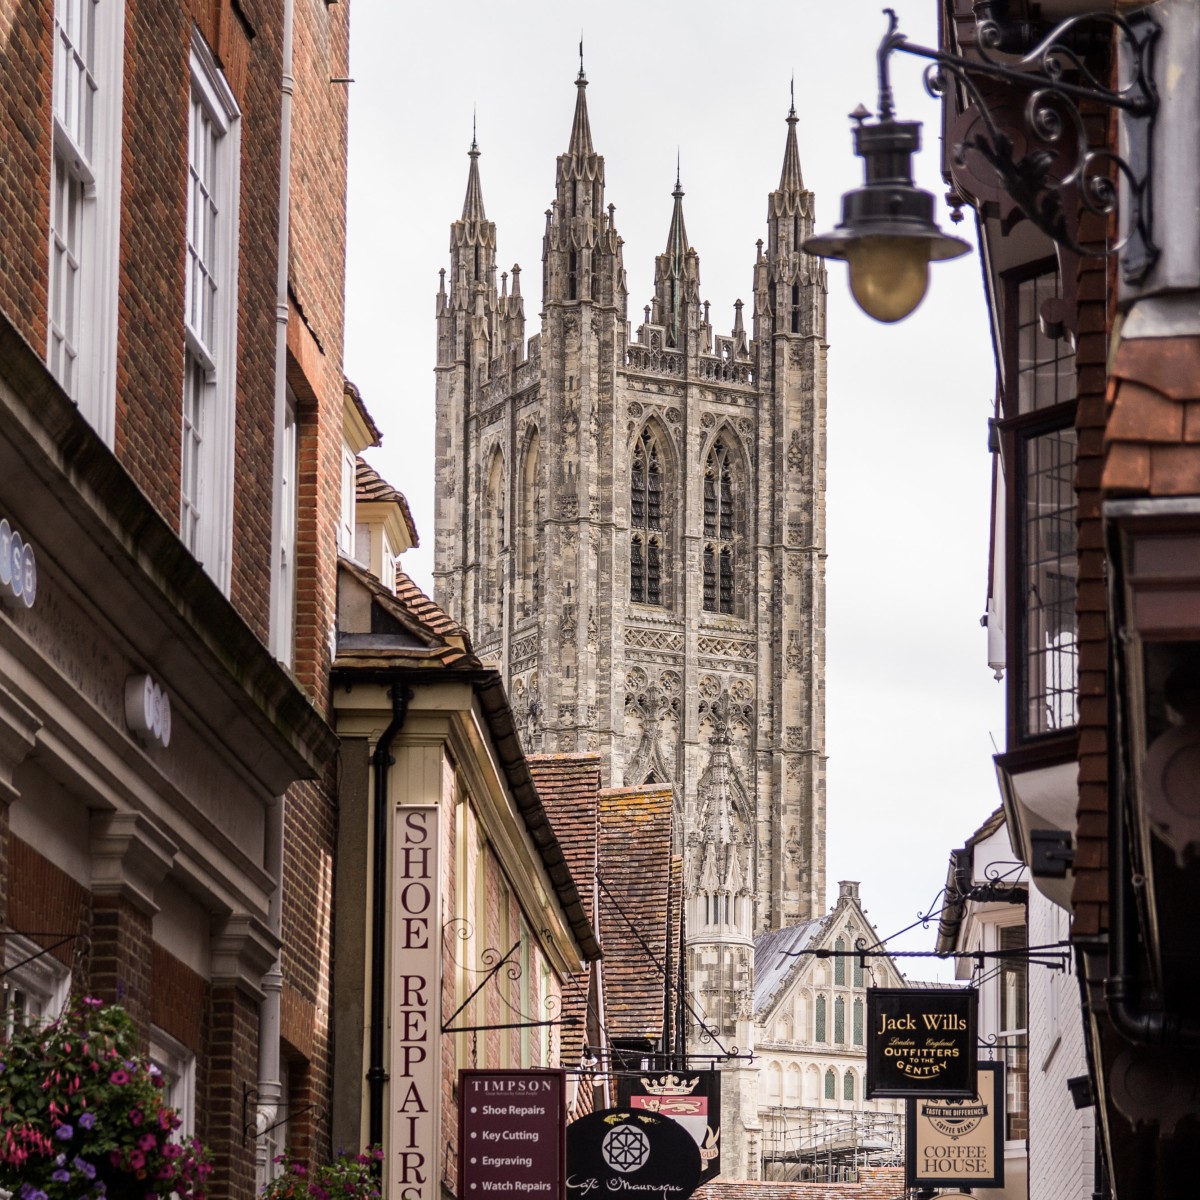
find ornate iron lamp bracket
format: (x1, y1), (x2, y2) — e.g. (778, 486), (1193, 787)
(876, 6), (1160, 284)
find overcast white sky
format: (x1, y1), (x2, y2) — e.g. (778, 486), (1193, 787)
(344, 1), (1006, 981)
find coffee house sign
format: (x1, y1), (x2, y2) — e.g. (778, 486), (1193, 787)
(866, 988), (977, 1098)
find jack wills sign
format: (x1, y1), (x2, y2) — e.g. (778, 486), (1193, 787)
(866, 988), (977, 1098)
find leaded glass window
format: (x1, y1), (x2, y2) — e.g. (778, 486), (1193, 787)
(834, 937), (846, 985)
(703, 439), (735, 614)
(834, 996), (845, 1043)
(843, 1071), (855, 1102)
(824, 1069), (835, 1100)
(815, 994), (826, 1043)
(853, 997), (864, 1045)
(631, 429), (667, 606)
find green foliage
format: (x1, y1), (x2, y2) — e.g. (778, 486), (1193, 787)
(0, 996), (212, 1199)
(259, 1148), (383, 1200)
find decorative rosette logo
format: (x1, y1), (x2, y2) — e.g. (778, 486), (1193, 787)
(602, 1123), (650, 1173)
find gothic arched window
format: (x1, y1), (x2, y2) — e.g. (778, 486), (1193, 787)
(843, 1071), (855, 1102)
(834, 937), (846, 985)
(853, 997), (864, 1045)
(518, 430), (540, 614)
(483, 448), (505, 631)
(853, 952), (864, 988)
(824, 1069), (836, 1101)
(834, 996), (845, 1043)
(703, 438), (736, 614)
(815, 994), (827, 1043)
(631, 427), (667, 606)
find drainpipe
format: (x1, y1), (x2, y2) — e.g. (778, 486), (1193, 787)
(267, 0), (296, 660)
(256, 0), (295, 1173)
(368, 683), (411, 1150)
(255, 794), (286, 1177)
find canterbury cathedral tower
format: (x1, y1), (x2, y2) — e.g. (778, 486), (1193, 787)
(433, 67), (828, 1049)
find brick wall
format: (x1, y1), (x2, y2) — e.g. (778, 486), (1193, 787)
(7, 835), (90, 972)
(286, 0), (350, 712)
(1027, 894), (1093, 1200)
(0, 2), (52, 348)
(208, 984), (262, 1200)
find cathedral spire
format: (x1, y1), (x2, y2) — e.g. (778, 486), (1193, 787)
(664, 158), (689, 263)
(566, 62), (595, 166)
(779, 87), (804, 194)
(462, 127), (487, 223)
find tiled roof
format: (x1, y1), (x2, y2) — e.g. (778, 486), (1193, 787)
(355, 457), (419, 547)
(343, 378), (383, 446)
(335, 559), (476, 670)
(695, 1166), (904, 1200)
(753, 917), (826, 1015)
(1104, 335), (1200, 495)
(530, 754), (603, 1068)
(597, 785), (676, 1044)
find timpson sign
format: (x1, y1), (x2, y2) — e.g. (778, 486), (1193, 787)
(389, 807), (440, 1200)
(865, 988), (978, 1098)
(459, 1070), (566, 1197)
(906, 1061), (1004, 1188)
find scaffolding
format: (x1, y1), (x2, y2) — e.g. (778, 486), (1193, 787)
(760, 1105), (904, 1184)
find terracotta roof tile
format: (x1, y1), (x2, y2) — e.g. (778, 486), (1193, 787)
(597, 785), (677, 1045)
(355, 457), (420, 547)
(1150, 443), (1200, 494)
(695, 1167), (904, 1200)
(530, 754), (604, 1067)
(335, 559), (477, 670)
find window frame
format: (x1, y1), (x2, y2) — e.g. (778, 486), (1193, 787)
(180, 32), (241, 593)
(630, 425), (671, 609)
(998, 261), (1079, 748)
(47, 0), (125, 440)
(702, 437), (738, 615)
(273, 389), (299, 664)
(3, 933), (71, 1036)
(149, 1025), (197, 1138)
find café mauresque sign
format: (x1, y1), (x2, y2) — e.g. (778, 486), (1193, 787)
(567, 1108), (701, 1200)
(866, 987), (978, 1098)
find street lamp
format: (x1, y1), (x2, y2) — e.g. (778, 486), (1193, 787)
(804, 94), (969, 322)
(805, 7), (1161, 322)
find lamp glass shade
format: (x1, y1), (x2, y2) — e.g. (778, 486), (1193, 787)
(845, 236), (932, 323)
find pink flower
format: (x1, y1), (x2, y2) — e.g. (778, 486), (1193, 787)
(129, 1149), (146, 1169)
(129, 1108), (144, 1125)
(109, 1069), (130, 1085)
(139, 1132), (157, 1152)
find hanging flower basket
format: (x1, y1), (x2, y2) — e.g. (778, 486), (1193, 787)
(259, 1148), (382, 1200)
(0, 997), (212, 1199)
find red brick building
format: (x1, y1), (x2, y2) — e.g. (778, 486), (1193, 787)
(0, 0), (355, 1194)
(923, 2), (1200, 1197)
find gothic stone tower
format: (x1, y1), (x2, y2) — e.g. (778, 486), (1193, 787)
(433, 71), (828, 1047)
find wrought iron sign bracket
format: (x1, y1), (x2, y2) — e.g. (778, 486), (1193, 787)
(877, 5), (1160, 283)
(788, 939), (1070, 973)
(0, 930), (92, 976)
(241, 1084), (326, 1146)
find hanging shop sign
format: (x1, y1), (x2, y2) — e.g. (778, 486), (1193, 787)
(567, 1108), (702, 1200)
(906, 1061), (1005, 1188)
(866, 987), (977, 1098)
(389, 806), (440, 1200)
(459, 1070), (566, 1200)
(617, 1071), (721, 1185)
(0, 518), (37, 608)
